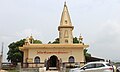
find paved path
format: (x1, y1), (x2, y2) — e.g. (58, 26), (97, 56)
(0, 70), (8, 72)
(46, 70), (58, 72)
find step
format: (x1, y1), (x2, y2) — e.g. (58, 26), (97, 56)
(49, 67), (57, 70)
(46, 71), (58, 72)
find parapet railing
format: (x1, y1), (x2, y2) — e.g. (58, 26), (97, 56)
(22, 62), (45, 68)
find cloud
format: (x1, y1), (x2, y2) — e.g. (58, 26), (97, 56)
(16, 29), (42, 39)
(89, 20), (120, 60)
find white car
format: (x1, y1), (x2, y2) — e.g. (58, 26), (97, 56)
(69, 62), (114, 72)
(117, 66), (120, 72)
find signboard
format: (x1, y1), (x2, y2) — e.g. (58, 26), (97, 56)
(37, 51), (69, 54)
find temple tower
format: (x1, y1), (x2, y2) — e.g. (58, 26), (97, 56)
(58, 2), (74, 44)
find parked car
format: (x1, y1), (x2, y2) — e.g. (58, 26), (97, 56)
(69, 62), (114, 72)
(117, 66), (120, 72)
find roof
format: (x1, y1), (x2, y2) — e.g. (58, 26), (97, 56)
(19, 44), (89, 50)
(86, 56), (105, 62)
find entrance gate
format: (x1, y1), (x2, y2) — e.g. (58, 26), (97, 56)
(49, 55), (58, 67)
(46, 55), (60, 70)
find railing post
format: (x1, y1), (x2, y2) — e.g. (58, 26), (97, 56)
(17, 63), (21, 72)
(62, 63), (66, 72)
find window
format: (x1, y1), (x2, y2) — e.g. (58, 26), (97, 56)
(59, 32), (61, 38)
(64, 30), (69, 38)
(84, 64), (96, 69)
(84, 63), (105, 69)
(96, 63), (105, 68)
(106, 63), (112, 66)
(65, 20), (67, 24)
(65, 39), (68, 43)
(69, 56), (75, 63)
(34, 56), (40, 64)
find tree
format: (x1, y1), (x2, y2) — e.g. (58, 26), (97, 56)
(84, 49), (91, 57)
(73, 37), (79, 43)
(52, 38), (60, 44)
(48, 41), (52, 44)
(7, 39), (25, 65)
(33, 39), (42, 44)
(7, 39), (42, 65)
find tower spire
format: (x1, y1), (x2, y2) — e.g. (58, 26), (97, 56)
(64, 1), (66, 6)
(59, 2), (73, 27)
(58, 2), (74, 44)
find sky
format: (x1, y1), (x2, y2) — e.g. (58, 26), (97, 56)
(0, 0), (120, 62)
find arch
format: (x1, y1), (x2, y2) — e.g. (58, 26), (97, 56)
(65, 20), (67, 24)
(49, 55), (58, 67)
(69, 56), (75, 63)
(34, 56), (40, 64)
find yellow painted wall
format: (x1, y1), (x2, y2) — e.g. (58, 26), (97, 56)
(27, 47), (84, 63)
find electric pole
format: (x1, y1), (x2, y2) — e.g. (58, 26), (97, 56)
(0, 42), (3, 70)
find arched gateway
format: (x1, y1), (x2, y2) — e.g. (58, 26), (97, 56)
(47, 55), (60, 70)
(49, 55), (58, 67)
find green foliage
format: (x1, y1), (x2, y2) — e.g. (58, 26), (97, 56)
(33, 39), (42, 44)
(73, 37), (79, 43)
(52, 38), (60, 44)
(51, 37), (79, 44)
(84, 49), (91, 57)
(48, 41), (52, 44)
(7, 38), (42, 65)
(7, 39), (25, 65)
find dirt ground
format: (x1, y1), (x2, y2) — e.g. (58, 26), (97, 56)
(0, 70), (8, 72)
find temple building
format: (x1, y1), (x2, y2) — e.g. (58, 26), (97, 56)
(19, 2), (89, 70)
